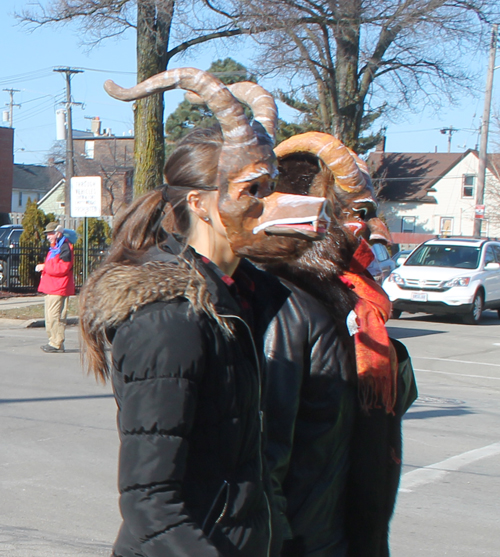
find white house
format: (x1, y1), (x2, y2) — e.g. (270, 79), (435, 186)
(12, 163), (64, 213)
(37, 179), (66, 217)
(367, 149), (500, 249)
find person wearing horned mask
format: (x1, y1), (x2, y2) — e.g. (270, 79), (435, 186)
(253, 132), (417, 557)
(79, 69), (330, 557)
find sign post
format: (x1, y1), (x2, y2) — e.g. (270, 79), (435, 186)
(70, 176), (102, 282)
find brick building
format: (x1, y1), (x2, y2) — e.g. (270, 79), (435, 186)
(0, 127), (14, 224)
(73, 118), (134, 216)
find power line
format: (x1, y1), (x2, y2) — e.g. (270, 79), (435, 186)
(387, 126), (478, 135)
(75, 66), (136, 75)
(14, 93), (65, 124)
(0, 68), (54, 86)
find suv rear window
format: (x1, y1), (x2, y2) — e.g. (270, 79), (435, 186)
(9, 229), (22, 245)
(372, 243), (390, 262)
(405, 244), (481, 269)
(0, 227), (20, 247)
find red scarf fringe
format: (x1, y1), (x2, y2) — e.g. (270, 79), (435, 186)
(340, 240), (398, 414)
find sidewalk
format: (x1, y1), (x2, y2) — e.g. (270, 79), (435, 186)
(0, 294), (45, 308)
(0, 294), (79, 328)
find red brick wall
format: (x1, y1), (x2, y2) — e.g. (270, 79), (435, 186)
(73, 137), (134, 215)
(0, 127), (14, 213)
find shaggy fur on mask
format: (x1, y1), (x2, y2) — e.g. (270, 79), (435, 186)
(263, 154), (360, 340)
(265, 224), (359, 345)
(79, 259), (233, 382)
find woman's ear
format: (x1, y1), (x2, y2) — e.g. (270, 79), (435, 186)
(186, 190), (210, 222)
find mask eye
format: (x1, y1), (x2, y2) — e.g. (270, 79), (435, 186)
(249, 183), (260, 196)
(246, 177), (276, 198)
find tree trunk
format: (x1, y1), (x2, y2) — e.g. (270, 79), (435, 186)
(332, 5), (362, 150)
(134, 0), (173, 197)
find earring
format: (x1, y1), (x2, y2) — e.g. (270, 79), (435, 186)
(203, 216), (210, 223)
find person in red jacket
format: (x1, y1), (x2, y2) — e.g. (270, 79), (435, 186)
(36, 222), (75, 353)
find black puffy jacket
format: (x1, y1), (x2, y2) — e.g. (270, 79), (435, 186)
(84, 237), (272, 557)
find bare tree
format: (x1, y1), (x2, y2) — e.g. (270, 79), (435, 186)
(203, 0), (500, 151)
(19, 0), (245, 196)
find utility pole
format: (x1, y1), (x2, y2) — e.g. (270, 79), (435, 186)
(53, 67), (83, 218)
(474, 24), (498, 238)
(3, 88), (21, 128)
(440, 126), (458, 153)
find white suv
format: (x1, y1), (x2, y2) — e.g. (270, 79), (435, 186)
(382, 238), (500, 324)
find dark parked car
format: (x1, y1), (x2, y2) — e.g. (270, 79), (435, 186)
(0, 225), (23, 287)
(367, 242), (397, 284)
(0, 224), (23, 250)
(391, 249), (413, 267)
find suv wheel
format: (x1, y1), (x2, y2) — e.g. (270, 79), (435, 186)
(463, 292), (483, 325)
(391, 309), (402, 319)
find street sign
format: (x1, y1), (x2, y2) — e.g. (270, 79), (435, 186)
(70, 176), (102, 217)
(475, 205), (485, 219)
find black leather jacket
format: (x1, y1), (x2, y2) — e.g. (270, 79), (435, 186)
(243, 261), (417, 557)
(242, 263), (357, 557)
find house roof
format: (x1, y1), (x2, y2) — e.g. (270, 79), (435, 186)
(37, 179), (65, 206)
(366, 150), (478, 203)
(13, 164), (64, 192)
(489, 153), (500, 178)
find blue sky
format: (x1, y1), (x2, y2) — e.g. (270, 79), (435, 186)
(1, 0), (498, 167)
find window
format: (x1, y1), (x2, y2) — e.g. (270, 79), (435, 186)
(462, 175), (475, 198)
(484, 246), (496, 266)
(372, 243), (390, 262)
(492, 245), (500, 262)
(440, 217), (453, 236)
(401, 216), (416, 233)
(85, 141), (95, 159)
(406, 244), (480, 269)
(18, 191), (22, 207)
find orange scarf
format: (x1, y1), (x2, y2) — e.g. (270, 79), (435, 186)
(340, 240), (398, 414)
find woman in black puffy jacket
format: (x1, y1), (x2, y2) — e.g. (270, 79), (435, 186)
(79, 68), (329, 557)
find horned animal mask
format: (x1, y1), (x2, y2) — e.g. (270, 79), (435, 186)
(104, 69), (330, 261)
(274, 132), (391, 244)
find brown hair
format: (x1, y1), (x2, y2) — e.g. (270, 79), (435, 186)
(166, 127), (222, 235)
(105, 127), (223, 265)
(80, 127), (225, 381)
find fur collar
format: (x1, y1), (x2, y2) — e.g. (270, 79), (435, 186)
(80, 255), (232, 382)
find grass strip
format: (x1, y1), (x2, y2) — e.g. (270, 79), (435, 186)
(0, 297), (79, 320)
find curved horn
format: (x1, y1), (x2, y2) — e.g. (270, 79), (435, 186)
(104, 67), (257, 149)
(186, 81), (278, 143)
(226, 82), (278, 142)
(275, 131), (368, 193)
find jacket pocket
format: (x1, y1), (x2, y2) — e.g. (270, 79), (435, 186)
(202, 480), (230, 539)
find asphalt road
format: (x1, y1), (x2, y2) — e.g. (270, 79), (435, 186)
(388, 310), (500, 557)
(0, 323), (119, 556)
(0, 312), (499, 556)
